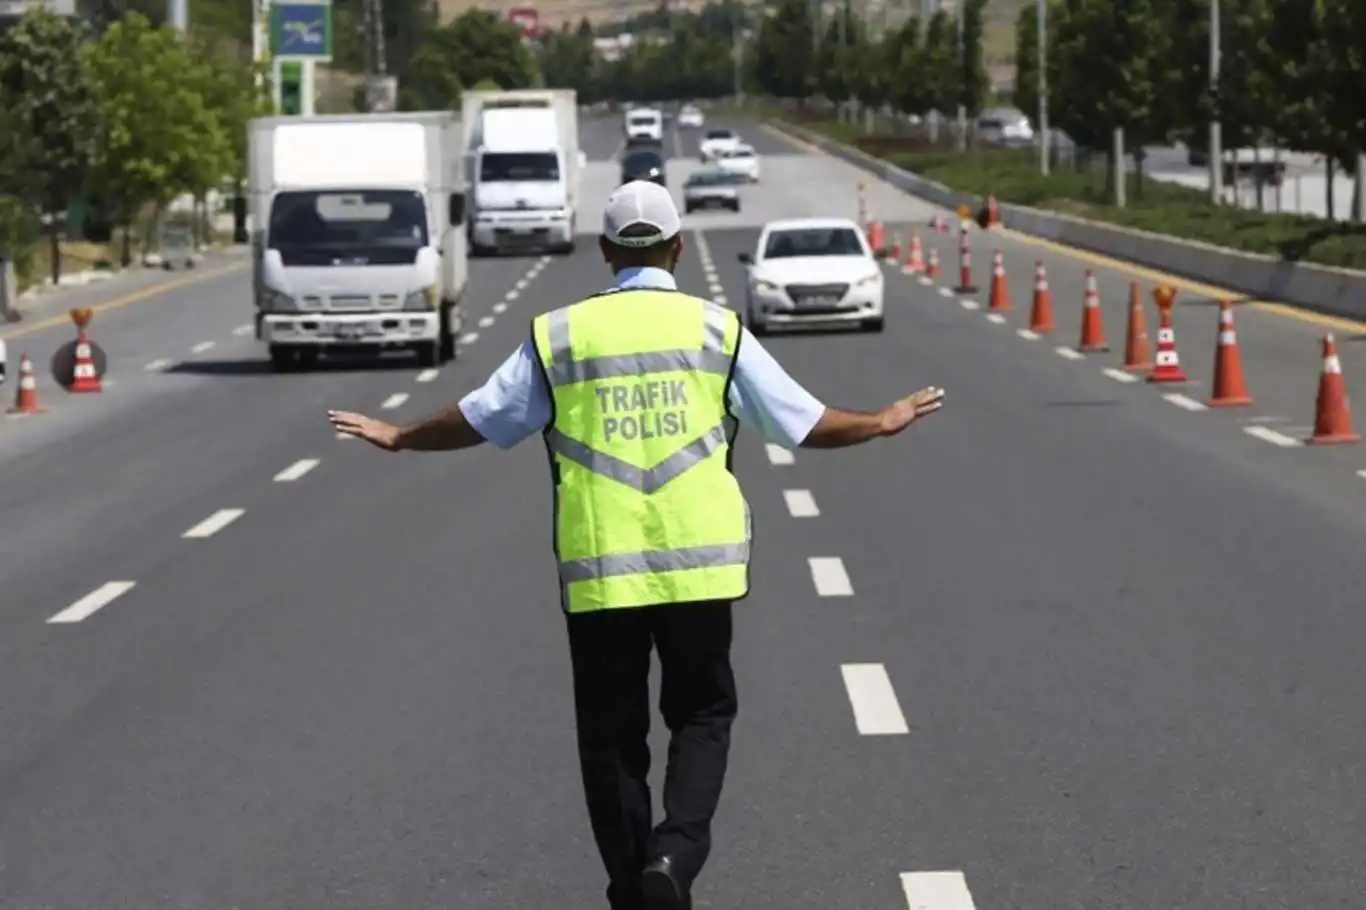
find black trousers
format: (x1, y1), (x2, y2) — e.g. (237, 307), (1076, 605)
(566, 600), (738, 910)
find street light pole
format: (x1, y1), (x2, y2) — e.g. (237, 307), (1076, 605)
(956, 6), (966, 151)
(1208, 0), (1223, 204)
(1037, 0), (1048, 175)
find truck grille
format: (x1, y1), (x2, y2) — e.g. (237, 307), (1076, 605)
(300, 293), (402, 311)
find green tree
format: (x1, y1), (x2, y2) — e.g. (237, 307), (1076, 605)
(401, 40), (464, 110)
(1012, 3), (1039, 127)
(540, 20), (598, 101)
(958, 0), (989, 117)
(886, 18), (930, 116)
(752, 0), (817, 101)
(0, 9), (99, 283)
(920, 9), (958, 115)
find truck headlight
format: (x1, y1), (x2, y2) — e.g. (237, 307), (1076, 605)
(404, 286), (437, 311)
(259, 288), (296, 312)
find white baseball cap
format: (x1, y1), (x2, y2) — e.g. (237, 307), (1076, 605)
(602, 180), (681, 248)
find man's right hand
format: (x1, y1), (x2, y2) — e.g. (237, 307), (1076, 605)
(328, 410), (403, 451)
(878, 386), (945, 437)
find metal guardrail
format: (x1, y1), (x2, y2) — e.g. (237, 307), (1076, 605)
(773, 119), (1366, 322)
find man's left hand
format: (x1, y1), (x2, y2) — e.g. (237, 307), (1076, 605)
(328, 410), (402, 451)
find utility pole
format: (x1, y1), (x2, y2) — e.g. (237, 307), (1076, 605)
(1037, 0), (1048, 175)
(955, 5), (966, 151)
(1208, 0), (1223, 204)
(166, 0), (186, 33)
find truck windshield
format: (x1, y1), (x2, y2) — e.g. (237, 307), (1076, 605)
(268, 189), (428, 265)
(479, 152), (560, 182)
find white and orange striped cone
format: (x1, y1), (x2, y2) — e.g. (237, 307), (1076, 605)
(889, 232), (902, 262)
(8, 351), (46, 414)
(1147, 306), (1188, 383)
(902, 232), (925, 274)
(68, 332), (102, 393)
(1206, 300), (1252, 407)
(987, 251), (1010, 311)
(1076, 270), (1109, 353)
(1028, 261), (1055, 332)
(926, 247), (940, 279)
(955, 226), (977, 293)
(1307, 334), (1359, 444)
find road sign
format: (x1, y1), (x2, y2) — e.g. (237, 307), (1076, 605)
(507, 6), (539, 39)
(270, 0), (333, 62)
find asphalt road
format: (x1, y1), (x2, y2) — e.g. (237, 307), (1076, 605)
(3, 115), (1366, 909)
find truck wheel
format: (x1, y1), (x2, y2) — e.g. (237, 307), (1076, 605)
(268, 344), (297, 372)
(417, 341), (440, 368)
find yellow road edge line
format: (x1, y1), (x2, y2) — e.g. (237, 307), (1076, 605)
(765, 119), (1366, 336)
(1, 260), (247, 342)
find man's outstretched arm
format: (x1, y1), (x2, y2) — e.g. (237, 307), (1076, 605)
(800, 387), (945, 449)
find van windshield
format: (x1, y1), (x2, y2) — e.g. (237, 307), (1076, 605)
(268, 189), (428, 266)
(479, 151), (560, 182)
(629, 114), (658, 127)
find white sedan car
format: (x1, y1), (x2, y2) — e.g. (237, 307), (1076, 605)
(715, 144), (760, 182)
(678, 105), (704, 129)
(740, 218), (884, 334)
(699, 127), (741, 161)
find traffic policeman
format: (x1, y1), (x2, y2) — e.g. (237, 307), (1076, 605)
(328, 180), (946, 910)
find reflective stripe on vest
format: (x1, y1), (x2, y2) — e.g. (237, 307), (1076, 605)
(533, 290), (751, 612)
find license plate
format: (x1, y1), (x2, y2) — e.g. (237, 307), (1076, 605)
(334, 323), (369, 339)
(799, 296), (840, 307)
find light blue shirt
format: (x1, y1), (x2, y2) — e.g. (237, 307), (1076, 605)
(459, 266), (827, 450)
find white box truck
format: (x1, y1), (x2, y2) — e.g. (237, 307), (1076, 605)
(248, 112), (469, 371)
(461, 89), (583, 256)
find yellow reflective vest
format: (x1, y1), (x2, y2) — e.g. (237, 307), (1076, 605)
(530, 288), (752, 613)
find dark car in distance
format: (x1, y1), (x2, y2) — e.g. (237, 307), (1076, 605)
(621, 147), (667, 187)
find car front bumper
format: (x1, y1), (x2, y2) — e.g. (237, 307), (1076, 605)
(749, 289), (884, 328)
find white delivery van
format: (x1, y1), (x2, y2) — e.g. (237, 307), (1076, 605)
(462, 89), (583, 256)
(625, 107), (664, 142)
(248, 112), (469, 371)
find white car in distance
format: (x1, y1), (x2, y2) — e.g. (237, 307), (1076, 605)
(739, 218), (885, 334)
(678, 104), (705, 129)
(625, 108), (664, 142)
(699, 127), (741, 161)
(715, 144), (760, 182)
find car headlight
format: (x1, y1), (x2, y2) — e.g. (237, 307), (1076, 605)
(404, 286), (437, 310)
(855, 273), (882, 289)
(753, 278), (780, 294)
(259, 287), (295, 311)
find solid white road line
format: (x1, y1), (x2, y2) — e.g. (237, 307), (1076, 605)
(183, 508), (245, 539)
(190, 341), (215, 353)
(765, 443), (794, 466)
(1016, 328), (1039, 339)
(143, 358), (174, 372)
(232, 324), (253, 336)
(1102, 367), (1138, 383)
(1243, 425), (1302, 447)
(48, 581), (136, 624)
(478, 315), (495, 328)
(783, 489), (819, 517)
(274, 458), (320, 482)
(984, 313), (1006, 324)
(381, 392), (409, 409)
(900, 871), (978, 910)
(808, 557), (853, 596)
(1163, 392), (1207, 412)
(416, 368), (439, 383)
(1055, 346), (1084, 360)
(840, 663), (909, 735)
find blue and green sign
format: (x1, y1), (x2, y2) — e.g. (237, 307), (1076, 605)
(269, 0), (333, 62)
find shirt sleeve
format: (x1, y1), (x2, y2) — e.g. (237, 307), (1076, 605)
(457, 340), (552, 450)
(726, 328), (827, 448)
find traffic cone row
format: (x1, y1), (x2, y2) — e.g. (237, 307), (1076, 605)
(907, 235), (1359, 445)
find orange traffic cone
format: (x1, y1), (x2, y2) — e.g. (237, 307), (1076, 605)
(1028, 261), (1054, 332)
(868, 220), (885, 254)
(903, 233), (925, 274)
(889, 233), (902, 262)
(984, 194), (1002, 228)
(1122, 282), (1152, 371)
(1147, 306), (1188, 383)
(955, 226), (977, 293)
(987, 251), (1010, 311)
(8, 351), (46, 414)
(1206, 300), (1252, 407)
(68, 332), (102, 393)
(926, 247), (940, 279)
(1077, 270), (1108, 352)
(1307, 334), (1359, 444)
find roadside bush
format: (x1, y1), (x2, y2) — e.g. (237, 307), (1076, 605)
(788, 118), (1366, 272)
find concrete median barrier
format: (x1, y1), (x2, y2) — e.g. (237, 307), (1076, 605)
(772, 120), (1366, 323)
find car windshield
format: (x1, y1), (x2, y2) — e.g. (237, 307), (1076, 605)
(761, 227), (865, 259)
(687, 170), (739, 186)
(268, 189), (428, 265)
(479, 151), (559, 182)
(705, 130), (734, 140)
(623, 151), (663, 171)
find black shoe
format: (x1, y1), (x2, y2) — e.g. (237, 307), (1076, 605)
(641, 856), (690, 910)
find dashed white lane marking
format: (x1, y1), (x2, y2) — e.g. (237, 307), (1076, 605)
(1102, 367), (1139, 383)
(783, 489), (819, 517)
(809, 557), (853, 597)
(505, 289), (520, 301)
(335, 431), (353, 440)
(937, 287), (954, 298)
(1163, 392), (1207, 412)
(416, 368), (439, 383)
(381, 392), (409, 409)
(714, 295), (728, 306)
(917, 275), (932, 285)
(274, 458), (320, 482)
(232, 324), (253, 336)
(1016, 328), (1039, 340)
(1244, 425), (1302, 447)
(1356, 469), (1366, 480)
(493, 302), (508, 314)
(1055, 346), (1085, 360)
(461, 332), (480, 345)
(841, 663), (909, 735)
(765, 443), (794, 465)
(144, 358), (174, 372)
(183, 508), (245, 539)
(190, 341), (216, 353)
(984, 313), (1006, 324)
(900, 870), (978, 909)
(478, 315), (495, 328)
(515, 277), (529, 290)
(959, 299), (978, 310)
(48, 581), (137, 624)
